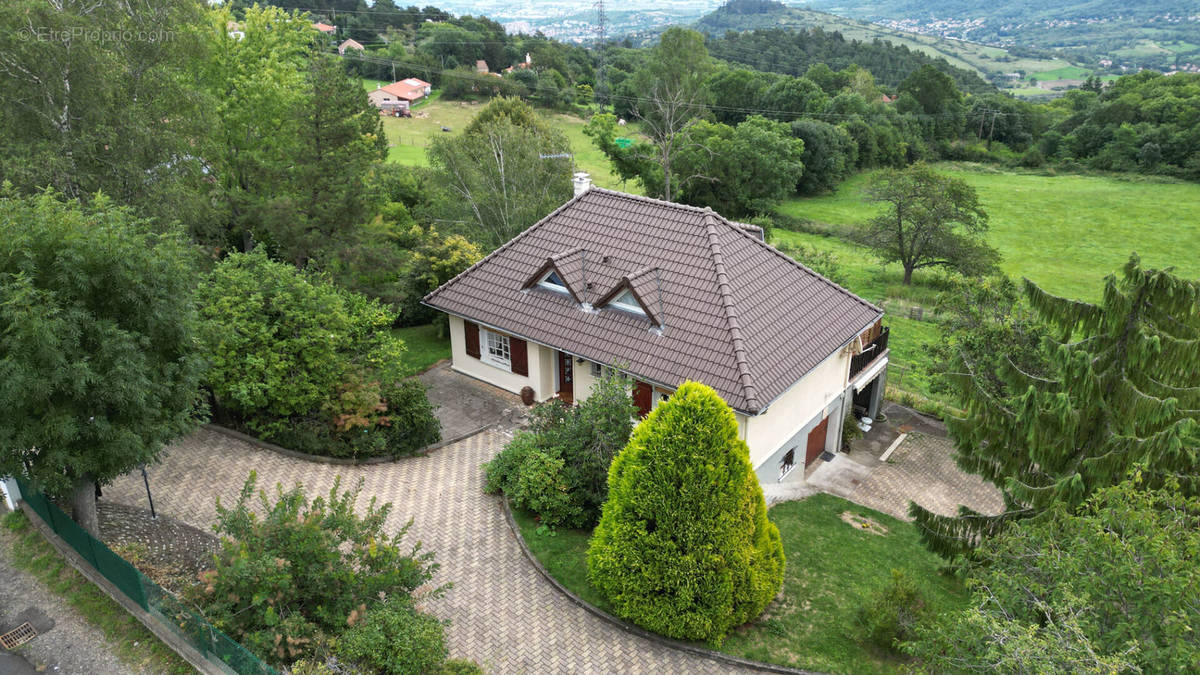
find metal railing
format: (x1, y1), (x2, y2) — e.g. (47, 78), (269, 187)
(850, 326), (890, 379)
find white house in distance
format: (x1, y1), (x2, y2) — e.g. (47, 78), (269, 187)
(423, 175), (890, 484)
(367, 78), (433, 113)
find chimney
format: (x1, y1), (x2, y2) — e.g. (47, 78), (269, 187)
(572, 172), (591, 197)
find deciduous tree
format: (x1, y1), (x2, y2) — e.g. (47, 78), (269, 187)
(861, 164), (998, 284)
(0, 191), (205, 536)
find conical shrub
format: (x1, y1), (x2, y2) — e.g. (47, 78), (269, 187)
(586, 381), (784, 644)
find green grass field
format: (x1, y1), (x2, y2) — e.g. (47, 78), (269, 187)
(1028, 65), (1092, 82)
(779, 164), (1200, 301)
(515, 494), (967, 674)
(376, 97), (637, 191)
(774, 163), (1200, 403)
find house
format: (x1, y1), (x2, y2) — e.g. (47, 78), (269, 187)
(476, 59), (489, 74)
(338, 39), (365, 54)
(312, 22), (337, 35)
(423, 175), (890, 485)
(367, 78), (433, 111)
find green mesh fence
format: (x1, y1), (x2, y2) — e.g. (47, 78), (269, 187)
(14, 478), (277, 675)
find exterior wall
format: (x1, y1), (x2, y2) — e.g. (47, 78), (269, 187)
(448, 315), (552, 400)
(743, 350), (852, 471)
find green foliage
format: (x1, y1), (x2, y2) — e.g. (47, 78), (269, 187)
(190, 474), (441, 668)
(0, 191), (205, 530)
(587, 382), (784, 644)
(790, 119), (857, 195)
(854, 569), (931, 652)
(197, 250), (439, 457)
(674, 116), (806, 216)
(914, 255), (1200, 558)
(0, 0), (213, 228)
(861, 163), (999, 284)
(485, 372), (636, 527)
(926, 275), (1050, 401)
(776, 241), (848, 286)
(906, 479), (1197, 672)
(393, 225), (483, 327)
(335, 600), (448, 675)
(428, 110), (573, 249)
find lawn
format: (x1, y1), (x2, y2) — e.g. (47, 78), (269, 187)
(1, 511), (192, 674)
(514, 494), (966, 674)
(376, 96), (638, 192)
(394, 323), (451, 375)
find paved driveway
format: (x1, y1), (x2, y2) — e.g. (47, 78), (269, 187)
(418, 363), (526, 441)
(102, 428), (748, 674)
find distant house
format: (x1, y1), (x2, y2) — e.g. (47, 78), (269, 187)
(312, 22), (337, 34)
(226, 21), (245, 40)
(879, 93), (895, 104)
(338, 39), (364, 54)
(367, 78), (433, 112)
(423, 175), (890, 485)
(475, 59), (489, 74)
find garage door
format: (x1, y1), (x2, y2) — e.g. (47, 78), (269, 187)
(805, 416), (829, 466)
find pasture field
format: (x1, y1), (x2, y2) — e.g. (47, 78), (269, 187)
(776, 164), (1200, 402)
(376, 97), (637, 190)
(779, 164), (1200, 301)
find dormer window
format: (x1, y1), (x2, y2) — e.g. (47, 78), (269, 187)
(538, 270), (570, 294)
(609, 289), (646, 316)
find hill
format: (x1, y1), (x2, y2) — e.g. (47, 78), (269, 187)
(810, 0), (1200, 73)
(694, 0), (1074, 93)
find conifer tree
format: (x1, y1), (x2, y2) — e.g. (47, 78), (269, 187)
(913, 255), (1200, 558)
(586, 382), (784, 644)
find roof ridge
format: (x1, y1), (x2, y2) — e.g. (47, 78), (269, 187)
(423, 188), (592, 306)
(587, 186), (720, 216)
(715, 214), (883, 315)
(703, 211), (762, 412)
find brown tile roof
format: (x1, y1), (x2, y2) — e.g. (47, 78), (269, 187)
(423, 188), (882, 414)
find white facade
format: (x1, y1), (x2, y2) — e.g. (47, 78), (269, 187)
(445, 314), (887, 484)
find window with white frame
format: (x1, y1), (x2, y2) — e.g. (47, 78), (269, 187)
(609, 288), (646, 316)
(482, 329), (511, 370)
(538, 269), (570, 294)
(779, 449), (796, 480)
(651, 389), (671, 410)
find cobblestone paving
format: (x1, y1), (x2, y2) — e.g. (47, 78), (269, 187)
(102, 427), (748, 674)
(848, 432), (1004, 521)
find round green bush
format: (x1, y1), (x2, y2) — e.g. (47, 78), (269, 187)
(586, 382), (785, 644)
(336, 601), (448, 675)
(855, 569), (930, 652)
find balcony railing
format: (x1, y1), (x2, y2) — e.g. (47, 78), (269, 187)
(849, 326), (889, 380)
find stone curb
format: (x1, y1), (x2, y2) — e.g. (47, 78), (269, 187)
(499, 498), (824, 675)
(203, 422), (495, 466)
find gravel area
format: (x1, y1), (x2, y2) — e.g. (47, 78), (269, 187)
(0, 506), (145, 674)
(98, 503), (219, 592)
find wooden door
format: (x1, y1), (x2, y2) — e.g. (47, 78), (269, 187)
(557, 351), (574, 404)
(805, 416), (830, 466)
(632, 380), (653, 418)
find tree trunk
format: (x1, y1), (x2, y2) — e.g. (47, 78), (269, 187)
(903, 266), (914, 285)
(71, 476), (100, 538)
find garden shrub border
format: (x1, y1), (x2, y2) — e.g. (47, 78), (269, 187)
(499, 497), (821, 675)
(205, 422), (494, 466)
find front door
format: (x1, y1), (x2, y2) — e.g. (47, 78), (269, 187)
(557, 351), (574, 404)
(805, 416), (830, 466)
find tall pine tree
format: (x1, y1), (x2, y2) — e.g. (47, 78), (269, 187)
(913, 255), (1200, 558)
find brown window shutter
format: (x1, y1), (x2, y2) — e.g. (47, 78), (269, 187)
(632, 380), (653, 418)
(464, 320), (480, 359)
(510, 337), (528, 376)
